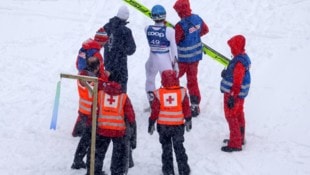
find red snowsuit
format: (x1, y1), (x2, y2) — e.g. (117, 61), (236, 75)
(173, 0), (209, 107)
(224, 35), (249, 149)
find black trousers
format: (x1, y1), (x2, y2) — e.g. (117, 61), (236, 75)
(73, 116), (91, 163)
(157, 124), (190, 175)
(86, 135), (127, 175)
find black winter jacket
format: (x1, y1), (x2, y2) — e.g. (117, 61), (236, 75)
(103, 17), (136, 92)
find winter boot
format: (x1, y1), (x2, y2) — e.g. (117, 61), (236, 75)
(71, 160), (86, 169)
(85, 171), (107, 175)
(189, 95), (200, 117)
(163, 171), (175, 175)
(221, 146), (242, 152)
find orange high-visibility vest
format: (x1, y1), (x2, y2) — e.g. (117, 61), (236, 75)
(154, 87), (186, 125)
(97, 91), (127, 131)
(77, 81), (93, 115)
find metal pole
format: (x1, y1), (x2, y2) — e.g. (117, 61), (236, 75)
(60, 73), (98, 175)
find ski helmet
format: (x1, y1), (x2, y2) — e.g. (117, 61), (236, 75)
(151, 5), (166, 21)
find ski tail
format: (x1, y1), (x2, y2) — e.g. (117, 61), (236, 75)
(50, 80), (61, 130)
(123, 0), (230, 66)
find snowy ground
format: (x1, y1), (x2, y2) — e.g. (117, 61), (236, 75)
(1, 0), (310, 174)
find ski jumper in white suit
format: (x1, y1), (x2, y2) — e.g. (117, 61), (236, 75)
(145, 22), (178, 101)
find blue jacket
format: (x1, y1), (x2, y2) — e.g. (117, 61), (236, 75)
(220, 54), (251, 98)
(177, 14), (203, 63)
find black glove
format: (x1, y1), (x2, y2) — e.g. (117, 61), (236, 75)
(148, 118), (155, 135)
(130, 122), (137, 149)
(185, 118), (192, 132)
(227, 96), (235, 109)
(221, 69), (227, 78)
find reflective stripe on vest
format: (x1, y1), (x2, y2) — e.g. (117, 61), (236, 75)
(77, 81), (93, 115)
(154, 87), (186, 125)
(177, 14), (203, 62)
(97, 91), (127, 131)
(177, 42), (202, 58)
(220, 54), (251, 98)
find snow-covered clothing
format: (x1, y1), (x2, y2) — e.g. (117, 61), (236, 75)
(149, 70), (191, 175)
(173, 0), (209, 111)
(86, 81), (136, 175)
(221, 35), (251, 150)
(145, 22), (178, 96)
(71, 68), (99, 169)
(103, 16), (136, 93)
(97, 82), (135, 138)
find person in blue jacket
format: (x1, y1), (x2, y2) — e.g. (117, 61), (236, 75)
(220, 34), (251, 152)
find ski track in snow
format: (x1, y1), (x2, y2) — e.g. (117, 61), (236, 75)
(1, 0), (310, 174)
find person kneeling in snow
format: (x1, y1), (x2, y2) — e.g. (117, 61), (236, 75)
(148, 70), (192, 175)
(220, 35), (251, 152)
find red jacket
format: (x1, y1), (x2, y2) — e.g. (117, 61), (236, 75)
(97, 82), (135, 137)
(173, 0), (209, 44)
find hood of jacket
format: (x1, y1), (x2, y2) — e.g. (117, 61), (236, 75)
(103, 81), (123, 95)
(227, 35), (246, 57)
(161, 70), (180, 88)
(82, 38), (102, 50)
(104, 16), (128, 35)
(173, 0), (192, 18)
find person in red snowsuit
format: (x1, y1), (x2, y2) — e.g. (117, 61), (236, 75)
(220, 35), (251, 152)
(148, 70), (192, 175)
(86, 81), (136, 175)
(173, 0), (209, 117)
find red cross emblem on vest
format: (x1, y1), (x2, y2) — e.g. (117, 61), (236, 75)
(104, 94), (118, 108)
(163, 93), (177, 107)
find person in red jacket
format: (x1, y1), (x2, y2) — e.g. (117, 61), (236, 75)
(72, 30), (109, 137)
(71, 56), (102, 169)
(86, 81), (136, 175)
(173, 0), (209, 117)
(148, 70), (192, 175)
(220, 35), (251, 152)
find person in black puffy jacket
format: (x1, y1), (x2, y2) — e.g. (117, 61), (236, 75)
(103, 5), (136, 93)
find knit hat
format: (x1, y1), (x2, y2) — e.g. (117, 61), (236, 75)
(94, 27), (108, 45)
(117, 5), (129, 21)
